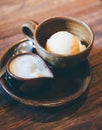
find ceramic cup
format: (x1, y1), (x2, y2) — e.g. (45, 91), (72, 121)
(5, 53), (53, 94)
(22, 17), (94, 68)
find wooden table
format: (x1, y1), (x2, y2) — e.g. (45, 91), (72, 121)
(0, 0), (102, 129)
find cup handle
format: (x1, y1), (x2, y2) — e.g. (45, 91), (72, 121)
(22, 20), (38, 44)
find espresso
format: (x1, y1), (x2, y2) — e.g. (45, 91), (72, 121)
(9, 54), (52, 79)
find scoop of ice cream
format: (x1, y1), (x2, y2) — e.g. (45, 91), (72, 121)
(46, 31), (86, 55)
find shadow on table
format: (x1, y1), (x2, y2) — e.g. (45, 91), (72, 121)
(31, 87), (89, 123)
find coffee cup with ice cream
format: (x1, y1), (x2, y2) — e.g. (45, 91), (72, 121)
(22, 17), (94, 68)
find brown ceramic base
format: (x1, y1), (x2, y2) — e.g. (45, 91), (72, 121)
(0, 39), (91, 107)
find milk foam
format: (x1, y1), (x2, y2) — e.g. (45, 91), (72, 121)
(9, 55), (52, 78)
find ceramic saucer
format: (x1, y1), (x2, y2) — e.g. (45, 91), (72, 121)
(0, 39), (91, 107)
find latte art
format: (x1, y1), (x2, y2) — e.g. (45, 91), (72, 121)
(9, 54), (52, 78)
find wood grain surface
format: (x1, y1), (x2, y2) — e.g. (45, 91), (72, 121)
(0, 0), (102, 130)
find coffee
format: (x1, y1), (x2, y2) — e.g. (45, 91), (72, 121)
(9, 54), (52, 79)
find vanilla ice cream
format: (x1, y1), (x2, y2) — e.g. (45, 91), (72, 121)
(46, 31), (86, 55)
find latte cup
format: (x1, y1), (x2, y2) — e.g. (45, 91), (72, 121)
(22, 17), (94, 68)
(5, 53), (53, 94)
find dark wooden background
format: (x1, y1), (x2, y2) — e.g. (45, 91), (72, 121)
(0, 0), (102, 130)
